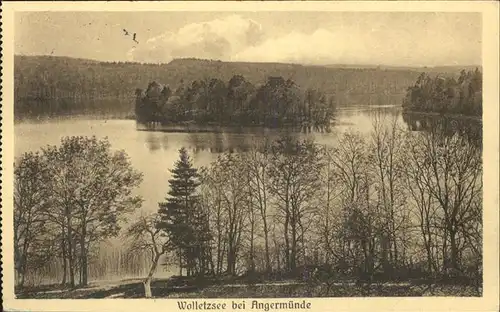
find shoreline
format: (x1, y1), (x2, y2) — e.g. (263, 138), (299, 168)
(402, 109), (482, 122)
(135, 119), (340, 134)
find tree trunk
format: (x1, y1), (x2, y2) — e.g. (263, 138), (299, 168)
(67, 213), (75, 287)
(290, 216), (297, 272)
(61, 238), (67, 285)
(324, 166), (331, 266)
(259, 172), (271, 273)
(423, 231), (434, 274)
(263, 219), (271, 273)
(144, 278), (153, 298)
(80, 223), (88, 286)
(17, 242), (28, 289)
(250, 219), (255, 273)
(284, 213), (290, 272)
(19, 262), (26, 289)
(381, 234), (390, 276)
(18, 227), (31, 289)
(179, 248), (182, 276)
(300, 223), (306, 267)
(442, 227), (448, 275)
(217, 224), (222, 275)
(20, 271), (26, 288)
(450, 229), (459, 276)
(144, 253), (161, 298)
(276, 246), (281, 271)
(81, 253), (88, 286)
(79, 260), (83, 285)
(15, 269), (22, 289)
(227, 247), (235, 276)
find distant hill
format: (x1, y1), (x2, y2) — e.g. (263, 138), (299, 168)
(323, 64), (481, 73)
(14, 55), (474, 120)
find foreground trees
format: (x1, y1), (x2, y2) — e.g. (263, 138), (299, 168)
(188, 120), (482, 284)
(201, 154), (250, 275)
(15, 119), (482, 290)
(14, 136), (143, 288)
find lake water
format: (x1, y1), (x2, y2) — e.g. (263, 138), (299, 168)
(14, 105), (403, 217)
(15, 106), (402, 216)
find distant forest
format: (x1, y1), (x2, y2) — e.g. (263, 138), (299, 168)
(13, 55), (475, 121)
(403, 69), (482, 116)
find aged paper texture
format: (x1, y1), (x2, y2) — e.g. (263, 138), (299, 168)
(2, 1), (499, 311)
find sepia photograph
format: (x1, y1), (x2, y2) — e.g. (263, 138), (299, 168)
(1, 1), (499, 311)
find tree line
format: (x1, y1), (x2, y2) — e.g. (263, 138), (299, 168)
(403, 69), (482, 116)
(135, 76), (336, 128)
(15, 55), (431, 120)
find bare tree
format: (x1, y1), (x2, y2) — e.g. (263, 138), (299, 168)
(327, 132), (367, 270)
(244, 145), (273, 273)
(327, 131), (384, 280)
(202, 153), (249, 275)
(369, 114), (408, 276)
(404, 133), (441, 274)
(267, 136), (323, 273)
(316, 145), (343, 266)
(126, 213), (171, 298)
(200, 168), (227, 275)
(408, 130), (482, 277)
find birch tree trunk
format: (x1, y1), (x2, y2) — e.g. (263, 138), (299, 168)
(144, 254), (161, 298)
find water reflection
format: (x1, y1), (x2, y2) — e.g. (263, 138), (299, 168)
(141, 106), (404, 154)
(145, 133), (169, 152)
(141, 106), (482, 155)
(338, 105), (401, 119)
(402, 112), (482, 148)
(142, 127), (307, 154)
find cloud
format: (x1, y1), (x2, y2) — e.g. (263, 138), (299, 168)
(232, 26), (476, 66)
(129, 15), (263, 63)
(128, 14), (480, 66)
(232, 29), (350, 65)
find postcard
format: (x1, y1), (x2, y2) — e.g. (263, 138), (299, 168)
(2, 1), (499, 311)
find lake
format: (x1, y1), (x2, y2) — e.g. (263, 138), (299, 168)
(14, 105), (403, 217)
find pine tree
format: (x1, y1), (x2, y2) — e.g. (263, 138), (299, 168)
(157, 147), (201, 276)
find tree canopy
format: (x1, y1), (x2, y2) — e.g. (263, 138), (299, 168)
(135, 75), (336, 129)
(14, 136), (143, 287)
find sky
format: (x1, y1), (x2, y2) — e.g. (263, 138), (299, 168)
(15, 11), (482, 67)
